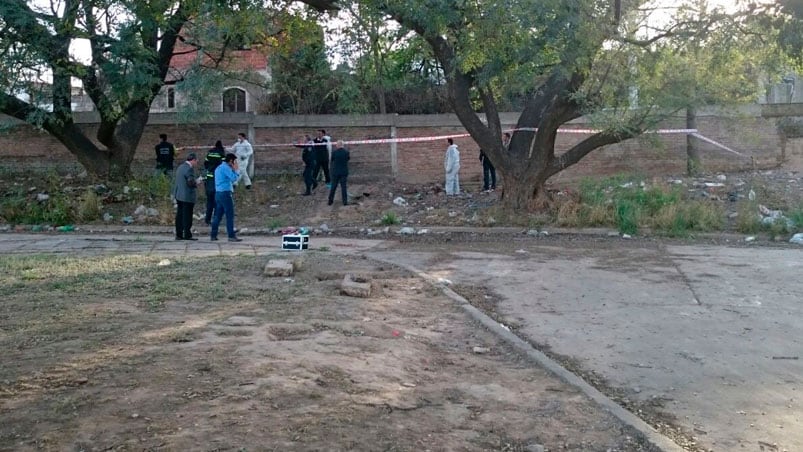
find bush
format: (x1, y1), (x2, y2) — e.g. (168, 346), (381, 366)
(788, 206), (803, 231)
(735, 201), (762, 234)
(381, 211), (400, 225)
(128, 174), (172, 202)
(77, 189), (102, 222)
(652, 202), (724, 237)
(0, 188), (75, 225)
(615, 199), (639, 235)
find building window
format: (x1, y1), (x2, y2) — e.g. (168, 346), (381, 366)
(167, 87), (175, 109)
(223, 88), (246, 112)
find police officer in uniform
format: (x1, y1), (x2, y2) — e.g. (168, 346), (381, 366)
(155, 133), (176, 176)
(313, 129), (331, 186)
(203, 140), (226, 224)
(295, 135), (317, 195)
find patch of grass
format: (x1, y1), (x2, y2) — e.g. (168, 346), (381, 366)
(788, 205), (803, 230)
(380, 211), (400, 225)
(765, 217), (793, 236)
(77, 188), (102, 222)
(128, 173), (172, 202)
(267, 217), (284, 229)
(571, 175), (687, 234)
(651, 201), (724, 237)
(555, 199), (582, 227)
(615, 199), (639, 235)
(0, 187), (75, 225)
(735, 200), (762, 234)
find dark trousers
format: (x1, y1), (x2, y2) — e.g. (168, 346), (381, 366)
(328, 174), (348, 205)
(303, 164), (315, 194)
(204, 183), (216, 224)
(175, 200), (195, 239)
(482, 160), (497, 190)
(314, 156), (330, 183)
(211, 191), (236, 239)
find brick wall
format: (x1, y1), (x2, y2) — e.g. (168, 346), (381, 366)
(0, 108), (788, 184)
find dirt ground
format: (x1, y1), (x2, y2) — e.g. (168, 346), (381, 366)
(0, 251), (657, 451)
(2, 167), (801, 451)
(187, 168), (803, 232)
(5, 166), (802, 234)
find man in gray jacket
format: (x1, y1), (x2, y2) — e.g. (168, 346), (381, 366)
(172, 152), (200, 240)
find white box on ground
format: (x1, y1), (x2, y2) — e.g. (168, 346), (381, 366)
(282, 234), (309, 250)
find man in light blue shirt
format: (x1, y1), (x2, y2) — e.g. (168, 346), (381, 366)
(210, 153), (242, 242)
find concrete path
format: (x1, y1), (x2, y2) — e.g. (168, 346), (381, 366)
(0, 232), (386, 257)
(376, 241), (803, 451)
(2, 231), (802, 450)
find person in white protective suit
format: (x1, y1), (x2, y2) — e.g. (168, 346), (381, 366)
(232, 132), (254, 189)
(444, 138), (460, 195)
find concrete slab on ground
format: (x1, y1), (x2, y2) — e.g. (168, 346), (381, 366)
(378, 241), (803, 451)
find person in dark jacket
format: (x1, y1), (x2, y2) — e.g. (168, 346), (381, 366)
(294, 135), (317, 195)
(313, 129), (331, 185)
(154, 133), (176, 176)
(203, 141), (226, 224)
(479, 148), (496, 192)
(172, 152), (199, 240)
(328, 140), (350, 206)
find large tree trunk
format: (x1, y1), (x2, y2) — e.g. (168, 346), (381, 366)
(496, 163), (552, 211)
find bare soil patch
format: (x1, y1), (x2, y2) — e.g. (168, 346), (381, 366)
(1, 252), (656, 451)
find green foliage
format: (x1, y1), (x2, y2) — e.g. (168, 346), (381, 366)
(128, 174), (173, 201)
(263, 14), (336, 114)
(77, 189), (102, 222)
(651, 202), (725, 237)
(765, 216), (793, 235)
(572, 175), (724, 235)
(0, 189), (74, 225)
(615, 199), (639, 235)
(267, 218), (284, 229)
(736, 200), (762, 234)
(380, 211), (400, 225)
(789, 206), (803, 230)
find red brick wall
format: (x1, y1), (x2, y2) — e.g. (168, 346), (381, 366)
(0, 111), (784, 185)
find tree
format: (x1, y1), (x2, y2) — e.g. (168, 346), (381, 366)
(645, 1), (786, 175)
(0, 0), (335, 181)
(262, 10), (339, 114)
(371, 0), (768, 210)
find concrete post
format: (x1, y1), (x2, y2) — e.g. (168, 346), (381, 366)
(390, 125), (398, 179)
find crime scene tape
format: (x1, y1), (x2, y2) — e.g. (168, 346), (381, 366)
(689, 133), (749, 158)
(181, 127), (748, 158)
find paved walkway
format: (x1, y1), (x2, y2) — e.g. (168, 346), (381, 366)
(0, 232), (387, 257)
(3, 231), (802, 450)
(375, 241), (803, 451)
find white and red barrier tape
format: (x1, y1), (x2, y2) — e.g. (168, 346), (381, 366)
(182, 127), (747, 158)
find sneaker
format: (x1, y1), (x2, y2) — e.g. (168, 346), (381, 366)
(327, 200), (333, 206)
(228, 237), (243, 242)
(210, 237), (218, 241)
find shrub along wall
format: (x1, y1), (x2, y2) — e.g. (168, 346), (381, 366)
(0, 106), (793, 187)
